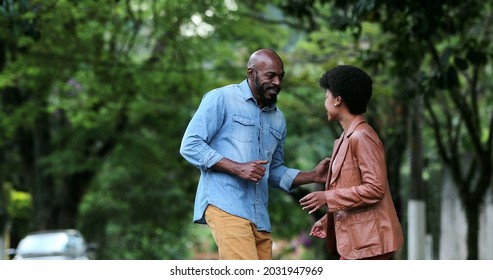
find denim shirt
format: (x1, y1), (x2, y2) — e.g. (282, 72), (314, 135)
(180, 79), (300, 232)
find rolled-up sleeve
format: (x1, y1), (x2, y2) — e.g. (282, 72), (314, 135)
(268, 161), (300, 192)
(279, 168), (301, 192)
(180, 92), (225, 172)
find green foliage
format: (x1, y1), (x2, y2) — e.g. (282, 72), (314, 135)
(5, 184), (32, 240)
(3, 0), (491, 260)
(6, 185), (31, 220)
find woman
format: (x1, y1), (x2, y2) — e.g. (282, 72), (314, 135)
(299, 65), (404, 260)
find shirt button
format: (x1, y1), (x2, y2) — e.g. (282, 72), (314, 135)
(336, 221), (341, 227)
(336, 206), (341, 210)
(331, 182), (336, 187)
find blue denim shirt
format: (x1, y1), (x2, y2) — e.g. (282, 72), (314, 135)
(180, 79), (300, 232)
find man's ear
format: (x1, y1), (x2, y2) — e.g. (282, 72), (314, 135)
(247, 68), (255, 79)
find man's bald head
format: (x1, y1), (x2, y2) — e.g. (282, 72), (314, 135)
(247, 48), (284, 70)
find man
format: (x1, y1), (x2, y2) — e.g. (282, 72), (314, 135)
(180, 48), (329, 260)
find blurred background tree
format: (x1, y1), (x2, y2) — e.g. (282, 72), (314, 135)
(1, 0), (492, 260)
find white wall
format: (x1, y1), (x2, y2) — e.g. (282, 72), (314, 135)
(408, 200), (426, 259)
(479, 188), (493, 259)
(439, 168), (493, 259)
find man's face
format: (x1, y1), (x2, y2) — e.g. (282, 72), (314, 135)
(251, 68), (284, 107)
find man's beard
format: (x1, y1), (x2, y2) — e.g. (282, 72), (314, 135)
(254, 76), (279, 106)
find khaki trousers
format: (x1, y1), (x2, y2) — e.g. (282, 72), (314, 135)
(205, 205), (272, 260)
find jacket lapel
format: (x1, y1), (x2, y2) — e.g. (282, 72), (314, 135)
(328, 135), (348, 186)
(327, 115), (367, 187)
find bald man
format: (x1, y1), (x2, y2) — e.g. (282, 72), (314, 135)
(180, 48), (329, 260)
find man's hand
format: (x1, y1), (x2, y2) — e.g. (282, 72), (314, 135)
(299, 191), (327, 214)
(236, 160), (268, 182)
(312, 157), (330, 183)
(213, 158), (268, 182)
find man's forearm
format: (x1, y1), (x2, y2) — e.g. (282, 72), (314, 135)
(292, 170), (318, 186)
(212, 158), (239, 175)
(292, 157), (330, 187)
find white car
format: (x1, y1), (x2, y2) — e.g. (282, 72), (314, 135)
(12, 229), (91, 260)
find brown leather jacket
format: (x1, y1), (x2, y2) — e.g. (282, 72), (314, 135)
(324, 115), (404, 259)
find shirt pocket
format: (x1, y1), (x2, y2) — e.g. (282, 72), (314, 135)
(232, 114), (255, 143)
(267, 127), (282, 154)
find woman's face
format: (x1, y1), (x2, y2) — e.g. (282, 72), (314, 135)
(324, 89), (340, 122)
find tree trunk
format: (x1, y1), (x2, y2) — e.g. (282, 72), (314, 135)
(408, 96), (426, 259)
(464, 197), (480, 259)
(31, 112), (55, 230)
(56, 173), (93, 228)
(0, 153), (6, 260)
(0, 22), (8, 259)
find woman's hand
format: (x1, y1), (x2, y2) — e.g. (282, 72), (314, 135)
(309, 215), (328, 239)
(299, 191), (327, 214)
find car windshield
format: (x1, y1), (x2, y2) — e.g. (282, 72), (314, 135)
(17, 233), (69, 255)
